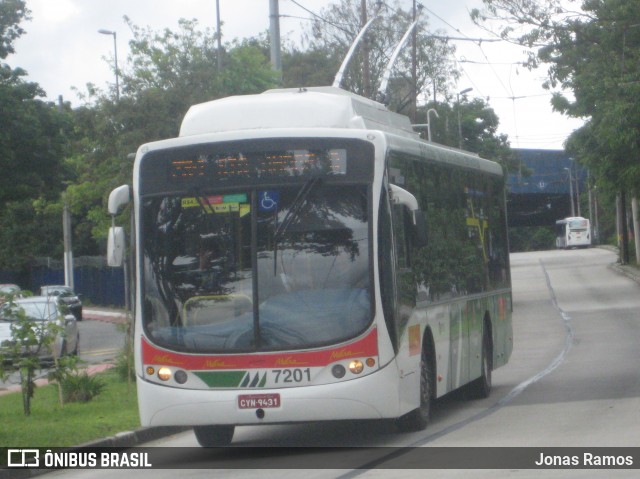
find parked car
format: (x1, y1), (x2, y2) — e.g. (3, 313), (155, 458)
(0, 284), (22, 304)
(39, 285), (83, 321)
(0, 296), (79, 363)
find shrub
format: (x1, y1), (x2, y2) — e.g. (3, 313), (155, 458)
(114, 347), (136, 382)
(61, 372), (105, 403)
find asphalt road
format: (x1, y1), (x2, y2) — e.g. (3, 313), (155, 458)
(37, 248), (640, 477)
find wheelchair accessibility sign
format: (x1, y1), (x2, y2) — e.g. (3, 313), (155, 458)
(259, 191), (279, 212)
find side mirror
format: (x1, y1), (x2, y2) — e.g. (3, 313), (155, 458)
(389, 184), (418, 212)
(108, 185), (131, 216)
(107, 226), (125, 267)
(390, 184), (428, 247)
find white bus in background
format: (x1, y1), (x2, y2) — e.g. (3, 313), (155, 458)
(555, 216), (592, 249)
(107, 86), (513, 447)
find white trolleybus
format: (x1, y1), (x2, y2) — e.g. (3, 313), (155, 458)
(555, 216), (592, 249)
(108, 87), (513, 446)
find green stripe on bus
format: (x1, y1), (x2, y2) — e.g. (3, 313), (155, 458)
(193, 371), (247, 388)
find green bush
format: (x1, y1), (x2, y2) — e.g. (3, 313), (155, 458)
(61, 372), (105, 403)
(114, 347), (136, 382)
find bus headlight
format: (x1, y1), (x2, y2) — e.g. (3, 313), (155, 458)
(348, 360), (364, 374)
(158, 367), (172, 381)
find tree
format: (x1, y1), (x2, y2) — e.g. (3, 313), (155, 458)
(472, 0), (640, 262)
(417, 97), (515, 172)
(282, 45), (342, 88)
(0, 1), (71, 269)
(0, 0), (29, 59)
(0, 67), (69, 208)
(62, 19), (280, 255)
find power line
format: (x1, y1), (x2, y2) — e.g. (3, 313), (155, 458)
(430, 34), (501, 43)
(288, 0), (352, 34)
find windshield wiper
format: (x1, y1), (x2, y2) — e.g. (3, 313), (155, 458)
(274, 177), (321, 241)
(273, 177), (322, 275)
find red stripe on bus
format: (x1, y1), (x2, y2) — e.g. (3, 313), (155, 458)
(141, 328), (378, 370)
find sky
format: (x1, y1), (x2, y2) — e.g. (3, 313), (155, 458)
(6, 0), (585, 150)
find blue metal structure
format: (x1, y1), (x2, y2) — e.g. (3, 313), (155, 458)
(507, 149), (588, 227)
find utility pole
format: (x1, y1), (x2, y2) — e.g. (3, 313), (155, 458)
(215, 0), (223, 71)
(410, 0), (417, 123)
(564, 167), (575, 217)
(63, 203), (74, 290)
(575, 166), (581, 217)
(361, 0), (371, 98)
(269, 0), (282, 77)
(619, 190), (630, 265)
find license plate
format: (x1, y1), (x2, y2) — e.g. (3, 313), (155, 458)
(238, 393), (281, 409)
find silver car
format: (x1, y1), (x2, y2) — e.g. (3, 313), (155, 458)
(0, 296), (79, 363)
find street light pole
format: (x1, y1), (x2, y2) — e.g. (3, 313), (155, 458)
(457, 87), (472, 149)
(98, 29), (120, 101)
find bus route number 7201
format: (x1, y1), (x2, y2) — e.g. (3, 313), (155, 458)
(272, 368), (311, 384)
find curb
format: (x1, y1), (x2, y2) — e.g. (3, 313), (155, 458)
(599, 245), (640, 284)
(610, 262), (640, 284)
(83, 309), (128, 324)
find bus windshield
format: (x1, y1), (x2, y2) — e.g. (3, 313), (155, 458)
(141, 183), (371, 353)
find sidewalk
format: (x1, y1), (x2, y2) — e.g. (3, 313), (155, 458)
(602, 245), (640, 284)
(610, 262), (640, 284)
(83, 307), (129, 323)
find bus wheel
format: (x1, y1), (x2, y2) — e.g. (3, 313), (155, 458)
(396, 347), (433, 432)
(193, 425), (235, 447)
(469, 327), (492, 399)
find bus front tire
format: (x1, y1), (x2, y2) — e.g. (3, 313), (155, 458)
(193, 425), (235, 447)
(396, 348), (433, 432)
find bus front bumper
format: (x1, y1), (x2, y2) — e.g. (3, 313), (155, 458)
(138, 362), (404, 427)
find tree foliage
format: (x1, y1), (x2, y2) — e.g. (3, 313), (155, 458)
(416, 98), (515, 172)
(0, 66), (69, 207)
(62, 19), (280, 256)
(472, 0), (640, 195)
(0, 4), (518, 274)
(0, 1), (70, 269)
(0, 0), (29, 59)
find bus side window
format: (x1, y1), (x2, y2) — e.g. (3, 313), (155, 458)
(392, 204), (411, 268)
(389, 190), (417, 329)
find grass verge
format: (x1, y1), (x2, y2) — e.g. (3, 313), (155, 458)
(0, 370), (140, 447)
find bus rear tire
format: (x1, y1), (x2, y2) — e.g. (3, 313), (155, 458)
(193, 425), (235, 447)
(396, 346), (433, 432)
